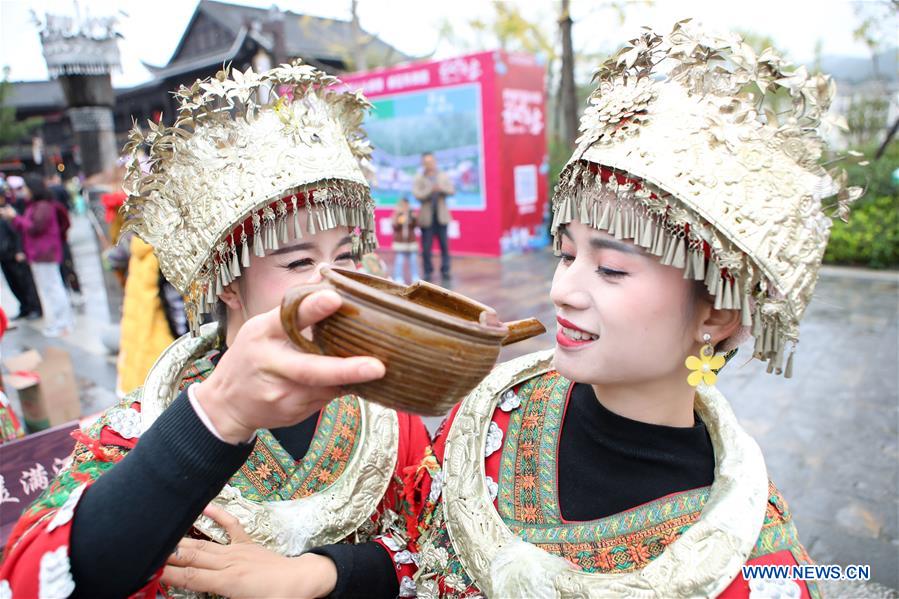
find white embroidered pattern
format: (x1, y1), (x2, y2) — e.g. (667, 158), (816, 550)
(484, 421), (503, 458)
(380, 535), (403, 552)
(394, 549), (419, 566)
(498, 389), (521, 412)
(47, 484), (87, 532)
(428, 468), (444, 503)
(399, 575), (417, 597)
(485, 475), (498, 502)
(106, 407), (142, 439)
(748, 578), (802, 599)
(39, 546), (75, 599)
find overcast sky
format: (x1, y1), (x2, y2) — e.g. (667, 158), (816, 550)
(0, 0), (889, 87)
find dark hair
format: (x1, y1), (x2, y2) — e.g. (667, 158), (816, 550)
(214, 299), (228, 340)
(688, 278), (749, 352)
(23, 173), (51, 202)
(421, 152), (434, 159)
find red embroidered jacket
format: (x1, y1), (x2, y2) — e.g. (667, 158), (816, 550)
(395, 369), (820, 599)
(0, 370), (431, 598)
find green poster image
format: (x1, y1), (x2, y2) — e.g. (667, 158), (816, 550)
(365, 84), (485, 210)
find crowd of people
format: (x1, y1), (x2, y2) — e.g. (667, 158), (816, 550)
(0, 173), (82, 337)
(0, 21), (866, 599)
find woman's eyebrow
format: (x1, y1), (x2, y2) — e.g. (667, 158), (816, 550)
(589, 237), (643, 255)
(269, 242), (315, 256)
(270, 236), (353, 256)
(560, 225), (642, 255)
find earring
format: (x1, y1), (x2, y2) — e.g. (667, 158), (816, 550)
(686, 333), (726, 387)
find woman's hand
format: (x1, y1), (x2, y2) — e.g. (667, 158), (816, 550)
(0, 205), (15, 220)
(193, 289), (385, 443)
(161, 505), (338, 599)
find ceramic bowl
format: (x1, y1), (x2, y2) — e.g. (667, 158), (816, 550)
(280, 266), (545, 415)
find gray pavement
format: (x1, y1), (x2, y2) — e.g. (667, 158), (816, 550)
(1, 213), (119, 415)
(718, 269), (899, 593)
(1, 219), (897, 593)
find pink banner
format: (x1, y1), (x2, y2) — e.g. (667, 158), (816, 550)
(341, 51), (548, 257)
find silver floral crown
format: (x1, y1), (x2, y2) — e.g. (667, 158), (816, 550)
(123, 61), (376, 334)
(553, 21), (864, 376)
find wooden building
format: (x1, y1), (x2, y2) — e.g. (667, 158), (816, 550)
(5, 0), (407, 174)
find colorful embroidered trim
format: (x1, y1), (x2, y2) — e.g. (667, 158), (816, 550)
(497, 370), (711, 572)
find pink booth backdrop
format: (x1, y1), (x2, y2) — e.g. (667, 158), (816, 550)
(340, 50), (549, 257)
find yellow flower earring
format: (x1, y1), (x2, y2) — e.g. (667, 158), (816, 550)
(686, 333), (726, 387)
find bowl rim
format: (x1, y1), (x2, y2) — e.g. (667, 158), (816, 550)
(322, 266), (509, 341)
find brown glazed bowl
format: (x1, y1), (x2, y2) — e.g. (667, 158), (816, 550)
(280, 266), (545, 415)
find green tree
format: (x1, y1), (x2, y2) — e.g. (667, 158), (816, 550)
(851, 0), (899, 157)
(0, 69), (43, 159)
(852, 0), (899, 78)
(823, 136), (899, 269)
(845, 96), (890, 148)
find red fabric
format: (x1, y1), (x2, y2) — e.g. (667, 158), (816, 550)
(100, 191), (126, 223)
(431, 403), (461, 464)
(1, 401), (432, 598)
(370, 410), (432, 585)
(0, 404), (159, 598)
(2, 516), (161, 599)
(0, 305), (7, 339)
(397, 384), (811, 598)
(394, 412), (432, 483)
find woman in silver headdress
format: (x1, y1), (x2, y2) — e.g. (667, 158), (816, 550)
(216, 23), (861, 599)
(0, 62), (431, 599)
(391, 22), (861, 599)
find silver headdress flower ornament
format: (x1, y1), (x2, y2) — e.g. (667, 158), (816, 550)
(552, 20), (865, 377)
(122, 60), (376, 334)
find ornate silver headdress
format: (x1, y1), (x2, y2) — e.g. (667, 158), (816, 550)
(552, 21), (863, 376)
(122, 61), (376, 334)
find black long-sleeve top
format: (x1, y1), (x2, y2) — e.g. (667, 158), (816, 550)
(331, 381), (715, 590)
(69, 380), (713, 598)
(69, 391), (395, 598)
(556, 383), (715, 521)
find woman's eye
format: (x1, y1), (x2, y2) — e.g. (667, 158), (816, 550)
(284, 258), (314, 271)
(597, 266), (628, 278)
(334, 252), (355, 263)
(559, 252), (575, 265)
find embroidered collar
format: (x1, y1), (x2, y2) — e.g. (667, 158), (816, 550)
(442, 349), (770, 598)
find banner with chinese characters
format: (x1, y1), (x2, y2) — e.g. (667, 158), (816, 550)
(341, 51), (549, 256)
(0, 421), (79, 544)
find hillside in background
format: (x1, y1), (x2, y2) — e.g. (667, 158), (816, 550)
(817, 49), (898, 84)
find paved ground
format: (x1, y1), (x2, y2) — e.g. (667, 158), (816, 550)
(2, 218), (897, 593)
(1, 214), (119, 414)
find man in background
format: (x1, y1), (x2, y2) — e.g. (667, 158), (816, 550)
(412, 152), (454, 283)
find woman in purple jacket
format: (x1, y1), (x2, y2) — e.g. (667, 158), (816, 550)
(0, 174), (74, 336)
